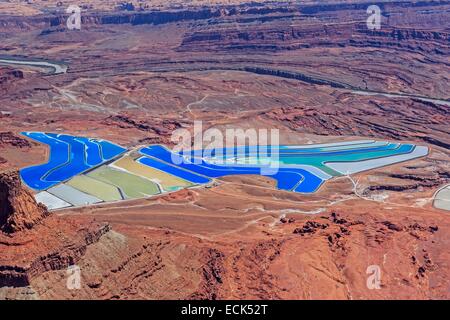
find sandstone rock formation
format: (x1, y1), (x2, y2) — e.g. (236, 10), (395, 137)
(0, 170), (112, 288)
(0, 67), (23, 82)
(0, 132), (32, 149)
(0, 170), (49, 234)
(0, 221), (111, 287)
(0, 67), (25, 95)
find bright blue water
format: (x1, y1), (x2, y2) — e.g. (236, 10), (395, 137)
(19, 133), (417, 196)
(97, 140), (127, 160)
(44, 134), (92, 182)
(182, 141), (389, 158)
(19, 132), (126, 190)
(139, 145), (325, 193)
(73, 137), (103, 166)
(183, 143), (400, 160)
(20, 133), (70, 190)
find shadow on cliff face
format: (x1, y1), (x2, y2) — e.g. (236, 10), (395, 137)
(0, 170), (49, 234)
(0, 170), (112, 289)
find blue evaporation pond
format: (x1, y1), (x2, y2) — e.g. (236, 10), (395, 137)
(19, 132), (126, 190)
(139, 145), (325, 193)
(181, 140), (390, 158)
(185, 142), (397, 161)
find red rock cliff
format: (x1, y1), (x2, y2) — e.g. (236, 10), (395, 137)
(0, 170), (50, 234)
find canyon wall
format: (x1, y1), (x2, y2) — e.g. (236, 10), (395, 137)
(0, 170), (112, 287)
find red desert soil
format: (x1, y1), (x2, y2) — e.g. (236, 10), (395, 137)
(0, 0), (449, 299)
(0, 169), (449, 300)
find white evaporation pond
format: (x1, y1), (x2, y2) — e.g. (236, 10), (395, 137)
(35, 191), (72, 210)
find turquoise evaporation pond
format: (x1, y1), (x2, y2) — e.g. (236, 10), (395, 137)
(19, 132), (126, 190)
(191, 142), (413, 176)
(183, 140), (390, 158)
(138, 140), (417, 193)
